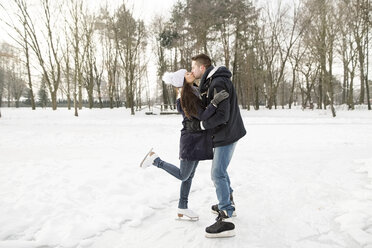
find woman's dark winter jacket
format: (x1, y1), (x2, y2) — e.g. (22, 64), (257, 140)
(199, 66), (246, 147)
(176, 88), (215, 161)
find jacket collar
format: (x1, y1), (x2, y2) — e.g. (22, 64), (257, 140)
(199, 66), (214, 93)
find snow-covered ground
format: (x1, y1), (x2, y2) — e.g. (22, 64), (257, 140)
(0, 107), (372, 248)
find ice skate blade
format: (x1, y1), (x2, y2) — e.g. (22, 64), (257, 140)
(176, 214), (199, 222)
(205, 230), (235, 238)
(140, 148), (153, 168)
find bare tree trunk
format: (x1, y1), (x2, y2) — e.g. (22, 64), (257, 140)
(7, 75), (10, 107)
(327, 17), (336, 117)
(319, 10), (327, 110)
(365, 6), (370, 110)
(348, 55), (357, 110)
(23, 25), (35, 110)
(357, 43), (366, 104)
(0, 68), (3, 118)
(83, 20), (95, 109)
(340, 35), (350, 105)
(232, 18), (240, 93)
(318, 73), (323, 109)
(289, 65), (297, 109)
(78, 73), (83, 109)
(221, 20), (230, 68)
(73, 73), (78, 116)
(66, 56), (71, 110)
(281, 79), (285, 109)
(93, 62), (103, 109)
(328, 51), (336, 117)
(74, 46), (79, 115)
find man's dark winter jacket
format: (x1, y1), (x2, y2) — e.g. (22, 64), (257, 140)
(199, 66), (246, 147)
(176, 91), (215, 161)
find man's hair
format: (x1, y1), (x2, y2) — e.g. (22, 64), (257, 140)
(191, 54), (212, 68)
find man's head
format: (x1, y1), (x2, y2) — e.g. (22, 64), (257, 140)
(191, 54), (212, 79)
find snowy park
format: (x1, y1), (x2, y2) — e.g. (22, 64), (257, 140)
(0, 107), (372, 248)
(0, 0), (371, 245)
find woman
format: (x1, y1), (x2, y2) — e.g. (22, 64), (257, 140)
(140, 69), (229, 221)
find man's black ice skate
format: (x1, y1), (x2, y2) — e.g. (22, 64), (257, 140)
(211, 193), (237, 217)
(205, 210), (235, 238)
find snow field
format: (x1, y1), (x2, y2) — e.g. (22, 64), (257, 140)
(0, 107), (371, 248)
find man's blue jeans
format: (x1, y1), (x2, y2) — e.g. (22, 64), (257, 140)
(212, 141), (237, 217)
(153, 158), (199, 209)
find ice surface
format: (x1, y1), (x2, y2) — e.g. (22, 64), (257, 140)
(0, 107), (372, 248)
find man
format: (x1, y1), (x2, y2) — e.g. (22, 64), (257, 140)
(187, 54), (246, 238)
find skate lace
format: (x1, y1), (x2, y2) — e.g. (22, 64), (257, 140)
(216, 211), (227, 222)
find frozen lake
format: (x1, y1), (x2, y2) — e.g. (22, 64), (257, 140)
(0, 107), (371, 248)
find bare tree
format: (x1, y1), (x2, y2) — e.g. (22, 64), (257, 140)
(82, 13), (96, 109)
(93, 50), (104, 109)
(0, 47), (10, 116)
(288, 40), (307, 109)
(259, 1), (306, 109)
(68, 0), (85, 116)
(347, 40), (359, 110)
(0, 67), (3, 117)
(22, 17), (36, 110)
(104, 19), (119, 109)
(94, 8), (110, 109)
(298, 55), (319, 109)
(62, 35), (72, 110)
(8, 0), (64, 110)
(115, 4), (147, 115)
(1, 1), (37, 110)
(337, 0), (355, 106)
(301, 0), (337, 116)
(151, 15), (169, 108)
(153, 18), (177, 110)
(350, 0), (370, 108)
(324, 2), (337, 116)
(8, 61), (26, 108)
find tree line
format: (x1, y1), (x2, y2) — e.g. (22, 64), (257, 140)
(0, 0), (370, 117)
(0, 0), (147, 116)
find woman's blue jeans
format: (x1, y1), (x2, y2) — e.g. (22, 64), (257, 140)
(211, 141), (237, 217)
(153, 158), (199, 209)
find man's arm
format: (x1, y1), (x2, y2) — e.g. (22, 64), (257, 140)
(201, 82), (230, 130)
(197, 89), (229, 121)
(197, 104), (217, 121)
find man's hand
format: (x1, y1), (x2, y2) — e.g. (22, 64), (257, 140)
(185, 119), (202, 132)
(211, 89), (229, 107)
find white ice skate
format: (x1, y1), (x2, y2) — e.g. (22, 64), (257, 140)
(140, 148), (159, 168)
(176, 208), (199, 221)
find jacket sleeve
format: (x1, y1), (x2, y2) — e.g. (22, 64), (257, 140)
(176, 98), (182, 113)
(195, 103), (217, 121)
(176, 98), (185, 116)
(201, 81), (230, 129)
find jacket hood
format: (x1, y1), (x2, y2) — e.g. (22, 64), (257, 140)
(206, 66), (232, 79)
(199, 66), (232, 93)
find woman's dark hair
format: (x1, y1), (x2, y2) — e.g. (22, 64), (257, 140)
(180, 79), (202, 120)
